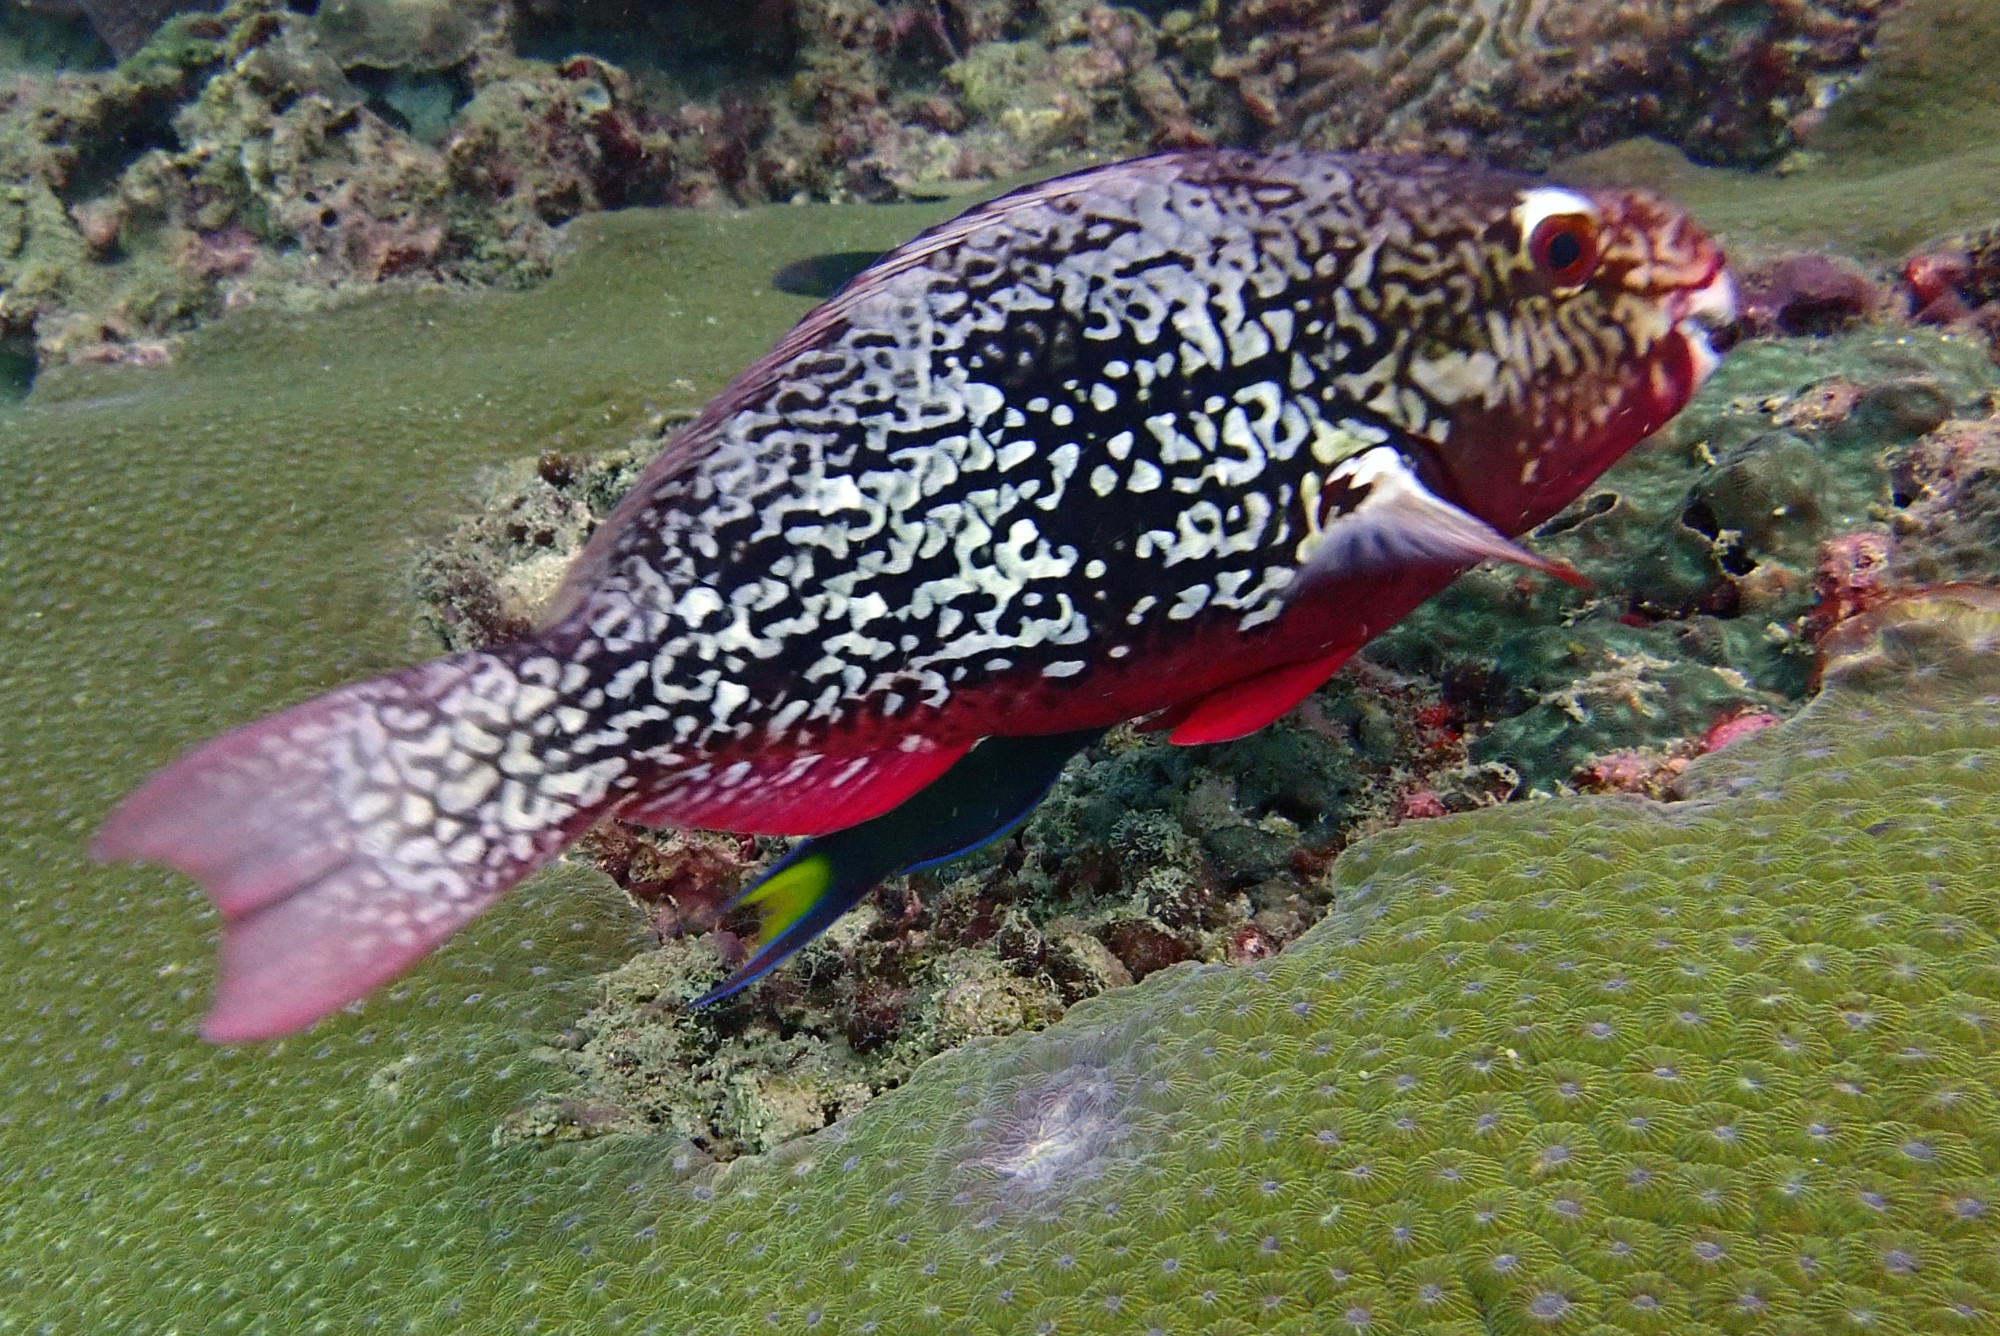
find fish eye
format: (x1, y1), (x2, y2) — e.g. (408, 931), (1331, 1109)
(1528, 214), (1600, 286)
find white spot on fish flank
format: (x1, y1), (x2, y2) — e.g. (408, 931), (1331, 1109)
(712, 680), (750, 724)
(1227, 315), (1271, 366)
(1038, 443), (1082, 511)
(1168, 584), (1212, 620)
(1289, 352), (1316, 392)
(964, 381), (1005, 427)
(1308, 415), (1388, 466)
(997, 440), (1037, 471)
(1260, 308), (1294, 350)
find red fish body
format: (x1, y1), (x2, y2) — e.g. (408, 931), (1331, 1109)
(96, 150), (1734, 1041)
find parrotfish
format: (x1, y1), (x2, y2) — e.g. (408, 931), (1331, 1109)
(95, 150), (1735, 1042)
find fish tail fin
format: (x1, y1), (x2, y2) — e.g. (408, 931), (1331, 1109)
(93, 648), (618, 1044)
(691, 728), (1103, 1006)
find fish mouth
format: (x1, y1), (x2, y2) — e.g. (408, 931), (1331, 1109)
(1669, 265), (1740, 386)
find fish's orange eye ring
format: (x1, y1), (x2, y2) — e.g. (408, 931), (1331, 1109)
(1528, 214), (1600, 286)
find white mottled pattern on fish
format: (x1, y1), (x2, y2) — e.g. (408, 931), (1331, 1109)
(94, 148), (1733, 1041)
(514, 159), (1685, 809)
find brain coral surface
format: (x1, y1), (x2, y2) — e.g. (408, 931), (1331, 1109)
(634, 601), (2000, 1334)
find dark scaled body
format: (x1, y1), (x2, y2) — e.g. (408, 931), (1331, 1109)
(96, 150), (1735, 1041)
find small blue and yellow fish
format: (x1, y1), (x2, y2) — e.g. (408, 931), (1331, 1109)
(95, 150), (1735, 1041)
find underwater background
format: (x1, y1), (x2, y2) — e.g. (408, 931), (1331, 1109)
(7, 0), (2000, 1330)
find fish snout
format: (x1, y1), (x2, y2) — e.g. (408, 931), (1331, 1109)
(1671, 266), (1741, 383)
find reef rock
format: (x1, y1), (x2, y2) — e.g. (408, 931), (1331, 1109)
(1210, 0), (1891, 169)
(313, 0), (503, 72)
(1374, 325), (2000, 789)
(68, 0), (210, 57)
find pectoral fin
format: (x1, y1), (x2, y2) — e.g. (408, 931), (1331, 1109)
(1291, 445), (1587, 594)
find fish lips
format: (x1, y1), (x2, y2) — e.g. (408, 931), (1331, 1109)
(1671, 265), (1742, 385)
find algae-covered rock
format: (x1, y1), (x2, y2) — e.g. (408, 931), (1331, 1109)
(1890, 409), (2000, 587)
(314, 0), (502, 73)
(1372, 325), (2000, 789)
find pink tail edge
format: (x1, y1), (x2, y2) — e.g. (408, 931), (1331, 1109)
(93, 657), (591, 1044)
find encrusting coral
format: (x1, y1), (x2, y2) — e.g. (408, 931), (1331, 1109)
(8, 144), (2000, 1328)
(578, 583), (2000, 1331)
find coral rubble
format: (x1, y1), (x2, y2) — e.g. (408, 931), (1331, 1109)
(1374, 324), (2000, 789)
(0, 1), (707, 374)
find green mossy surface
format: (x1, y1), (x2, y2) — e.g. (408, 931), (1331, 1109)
(0, 194), (967, 1330)
(1559, 0), (2000, 260)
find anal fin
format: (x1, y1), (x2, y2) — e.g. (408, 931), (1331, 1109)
(1155, 646), (1359, 746)
(691, 729), (1103, 1005)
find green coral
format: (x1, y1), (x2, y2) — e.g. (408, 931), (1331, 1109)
(1374, 326), (2000, 788)
(614, 594), (2000, 1331)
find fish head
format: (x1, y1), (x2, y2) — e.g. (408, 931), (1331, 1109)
(1382, 173), (1736, 537)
